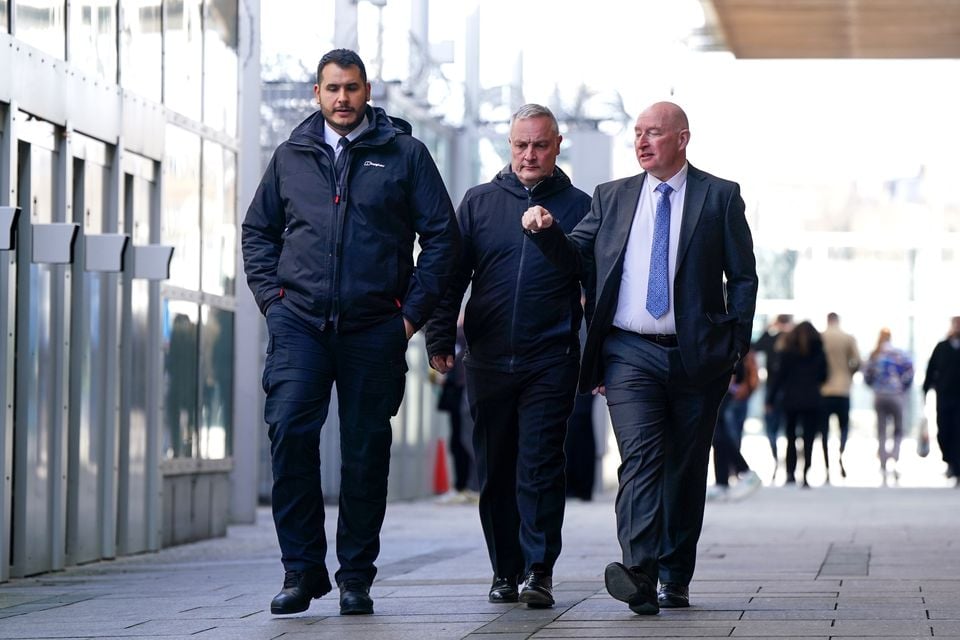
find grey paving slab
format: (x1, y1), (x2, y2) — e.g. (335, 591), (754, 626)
(2, 488), (960, 639)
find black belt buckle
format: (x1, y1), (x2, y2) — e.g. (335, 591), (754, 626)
(639, 333), (678, 347)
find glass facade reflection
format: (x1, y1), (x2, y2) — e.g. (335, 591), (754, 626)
(199, 305), (233, 459)
(120, 0), (162, 103)
(203, 0), (238, 134)
(162, 300), (199, 458)
(201, 141), (237, 296)
(15, 0), (65, 59)
(69, 0), (118, 81)
(71, 133), (110, 233)
(164, 0), (203, 120)
(162, 125), (201, 290)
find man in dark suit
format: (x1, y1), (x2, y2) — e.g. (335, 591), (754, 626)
(522, 101), (757, 614)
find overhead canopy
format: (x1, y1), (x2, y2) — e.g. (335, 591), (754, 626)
(704, 0), (960, 58)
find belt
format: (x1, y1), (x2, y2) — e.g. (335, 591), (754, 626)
(637, 333), (679, 347)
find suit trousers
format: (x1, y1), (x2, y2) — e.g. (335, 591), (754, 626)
(466, 357), (579, 578)
(262, 302), (407, 587)
(602, 329), (727, 586)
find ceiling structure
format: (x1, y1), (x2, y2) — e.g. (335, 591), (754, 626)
(702, 0), (960, 58)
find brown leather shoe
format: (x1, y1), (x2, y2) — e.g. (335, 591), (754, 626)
(658, 582), (690, 608)
(604, 562), (658, 615)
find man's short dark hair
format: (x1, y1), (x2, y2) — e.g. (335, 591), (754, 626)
(317, 49), (368, 85)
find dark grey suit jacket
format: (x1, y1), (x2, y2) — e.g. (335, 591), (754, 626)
(530, 164), (758, 392)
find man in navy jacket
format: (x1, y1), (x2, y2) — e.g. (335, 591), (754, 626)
(426, 104), (590, 608)
(242, 49), (459, 616)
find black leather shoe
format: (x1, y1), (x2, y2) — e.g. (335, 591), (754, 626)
(604, 562), (658, 615)
(658, 582), (690, 608)
(518, 571), (554, 608)
(270, 568), (332, 615)
(488, 576), (519, 603)
(339, 579), (374, 615)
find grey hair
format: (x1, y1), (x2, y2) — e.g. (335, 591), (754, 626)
(510, 103), (560, 136)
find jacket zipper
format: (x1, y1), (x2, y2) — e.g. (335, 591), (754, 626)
(508, 188), (539, 372)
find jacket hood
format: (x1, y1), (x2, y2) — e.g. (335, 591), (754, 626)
(493, 164), (574, 200)
(288, 106), (409, 147)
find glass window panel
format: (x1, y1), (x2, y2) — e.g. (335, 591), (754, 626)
(164, 0), (202, 120)
(71, 133), (111, 232)
(199, 306), (232, 459)
(162, 125), (201, 290)
(15, 1), (65, 60)
(201, 141), (236, 296)
(18, 115), (58, 224)
(162, 300), (199, 458)
(120, 0), (162, 103)
(203, 0), (238, 134)
(69, 0), (117, 82)
(122, 151), (155, 241)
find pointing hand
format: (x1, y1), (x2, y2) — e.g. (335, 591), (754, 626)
(521, 205), (554, 232)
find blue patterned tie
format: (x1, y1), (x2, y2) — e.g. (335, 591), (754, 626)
(645, 182), (673, 319)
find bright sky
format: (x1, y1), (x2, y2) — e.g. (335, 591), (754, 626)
(261, 0), (960, 207)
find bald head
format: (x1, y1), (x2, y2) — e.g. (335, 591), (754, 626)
(642, 101), (689, 130)
(634, 101), (690, 180)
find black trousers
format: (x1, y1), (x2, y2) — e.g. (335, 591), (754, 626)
(565, 393), (597, 500)
(936, 402), (960, 473)
(822, 395), (851, 455)
(466, 358), (578, 578)
(602, 329), (727, 586)
(262, 303), (407, 587)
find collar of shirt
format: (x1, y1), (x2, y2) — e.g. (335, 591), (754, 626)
(646, 162), (689, 196)
(323, 114), (369, 151)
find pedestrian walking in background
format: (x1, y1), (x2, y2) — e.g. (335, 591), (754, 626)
(752, 314), (794, 481)
(242, 48), (460, 617)
(768, 321), (827, 488)
(864, 327), (914, 485)
(708, 350), (761, 501)
(922, 316), (960, 486)
(435, 319), (478, 504)
(820, 312), (861, 480)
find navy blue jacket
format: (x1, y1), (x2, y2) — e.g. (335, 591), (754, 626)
(425, 166), (590, 371)
(242, 106), (460, 332)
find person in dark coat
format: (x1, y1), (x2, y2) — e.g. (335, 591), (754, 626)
(522, 102), (757, 614)
(426, 104), (590, 608)
(922, 316), (960, 483)
(768, 321), (828, 487)
(242, 49), (460, 617)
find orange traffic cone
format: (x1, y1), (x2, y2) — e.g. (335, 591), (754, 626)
(433, 438), (450, 495)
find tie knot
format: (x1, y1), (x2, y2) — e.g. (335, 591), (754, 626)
(338, 136), (349, 149)
(655, 182), (673, 196)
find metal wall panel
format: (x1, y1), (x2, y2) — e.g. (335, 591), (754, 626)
(117, 166), (155, 555)
(66, 144), (124, 566)
(0, 105), (18, 584)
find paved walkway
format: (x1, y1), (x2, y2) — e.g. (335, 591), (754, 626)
(1, 485), (959, 639)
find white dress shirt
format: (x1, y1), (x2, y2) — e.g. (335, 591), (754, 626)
(612, 163), (688, 335)
(324, 114), (369, 162)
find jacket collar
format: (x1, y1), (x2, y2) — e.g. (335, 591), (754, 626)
(494, 165), (572, 199)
